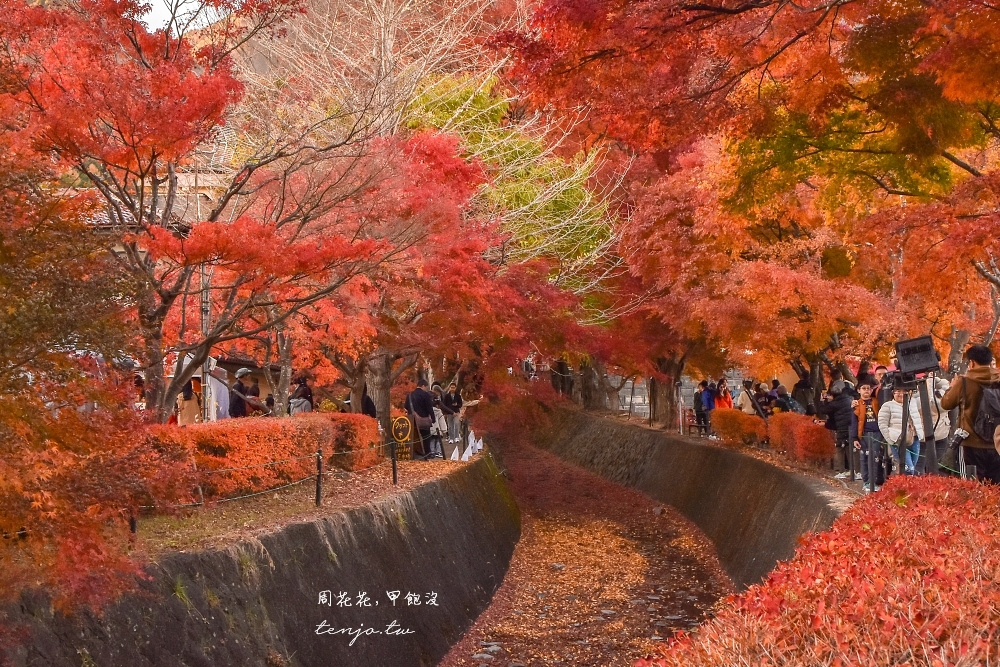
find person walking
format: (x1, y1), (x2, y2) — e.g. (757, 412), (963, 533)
(405, 379), (439, 459)
(941, 344), (1000, 483)
(429, 385), (450, 457)
(442, 382), (463, 445)
(176, 380), (202, 426)
(819, 382), (857, 478)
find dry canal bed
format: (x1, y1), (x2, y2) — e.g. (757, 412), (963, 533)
(440, 439), (733, 667)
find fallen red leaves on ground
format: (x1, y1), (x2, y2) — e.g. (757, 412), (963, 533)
(636, 475), (1000, 666)
(442, 391), (732, 667)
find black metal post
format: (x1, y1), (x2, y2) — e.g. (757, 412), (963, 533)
(867, 436), (877, 491)
(390, 441), (398, 485)
(315, 445), (322, 507)
(849, 435), (856, 481)
(898, 392), (910, 477)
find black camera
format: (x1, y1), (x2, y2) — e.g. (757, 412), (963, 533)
(894, 336), (941, 375)
(884, 369), (919, 391)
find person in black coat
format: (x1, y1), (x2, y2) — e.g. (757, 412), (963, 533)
(229, 368), (251, 418)
(441, 382), (463, 444)
(405, 379), (438, 458)
(818, 384), (857, 476)
(361, 386), (377, 419)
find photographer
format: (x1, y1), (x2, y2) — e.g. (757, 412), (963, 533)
(818, 382), (857, 478)
(940, 344), (1000, 483)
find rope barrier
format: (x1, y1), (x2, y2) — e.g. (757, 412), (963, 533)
(196, 443), (391, 475)
(214, 474), (318, 504)
(139, 442), (396, 510)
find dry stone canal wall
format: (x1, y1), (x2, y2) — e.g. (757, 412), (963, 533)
(538, 410), (850, 589)
(2, 456), (519, 667)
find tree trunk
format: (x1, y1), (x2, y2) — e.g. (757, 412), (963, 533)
(595, 359), (627, 411)
(948, 326), (971, 377)
(809, 355), (825, 406)
(552, 359), (573, 397)
(262, 327), (294, 417)
(653, 355), (686, 430)
(275, 331), (293, 416)
(580, 359), (603, 410)
(365, 352), (393, 437)
(348, 367), (367, 414)
(571, 367), (583, 405)
(141, 324), (167, 422)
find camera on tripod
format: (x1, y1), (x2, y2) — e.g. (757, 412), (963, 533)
(891, 335), (941, 387)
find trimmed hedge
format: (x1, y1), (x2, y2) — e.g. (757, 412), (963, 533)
(636, 475), (1000, 666)
(712, 409), (835, 465)
(769, 412), (835, 463)
(147, 413), (381, 500)
(712, 408), (767, 447)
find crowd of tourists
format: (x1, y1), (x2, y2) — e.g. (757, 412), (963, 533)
(691, 343), (1000, 492)
(405, 379), (471, 460)
(693, 377), (808, 434)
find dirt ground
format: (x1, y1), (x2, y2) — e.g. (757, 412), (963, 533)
(138, 458), (465, 555)
(438, 438), (734, 667)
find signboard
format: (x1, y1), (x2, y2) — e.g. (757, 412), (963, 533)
(391, 416), (412, 443)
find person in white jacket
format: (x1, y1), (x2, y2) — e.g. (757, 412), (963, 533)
(878, 388), (921, 475)
(909, 376), (951, 475)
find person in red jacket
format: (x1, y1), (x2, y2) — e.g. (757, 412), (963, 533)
(715, 378), (734, 410)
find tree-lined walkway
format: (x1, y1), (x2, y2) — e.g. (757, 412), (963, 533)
(440, 438), (732, 667)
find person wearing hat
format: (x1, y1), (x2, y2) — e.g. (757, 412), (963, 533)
(229, 367), (251, 418)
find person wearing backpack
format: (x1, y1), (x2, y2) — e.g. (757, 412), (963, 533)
(940, 344), (1000, 483)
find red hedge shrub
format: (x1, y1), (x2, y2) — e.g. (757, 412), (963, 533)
(711, 408), (767, 447)
(147, 413), (381, 500)
(769, 412), (835, 462)
(636, 475), (1000, 666)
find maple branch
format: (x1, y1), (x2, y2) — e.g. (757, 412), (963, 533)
(852, 171), (931, 199)
(940, 151), (982, 178)
(680, 0), (775, 16)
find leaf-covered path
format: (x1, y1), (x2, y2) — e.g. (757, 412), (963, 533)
(440, 438), (733, 667)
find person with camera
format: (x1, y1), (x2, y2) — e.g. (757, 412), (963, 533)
(818, 382), (857, 479)
(940, 344), (1000, 483)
